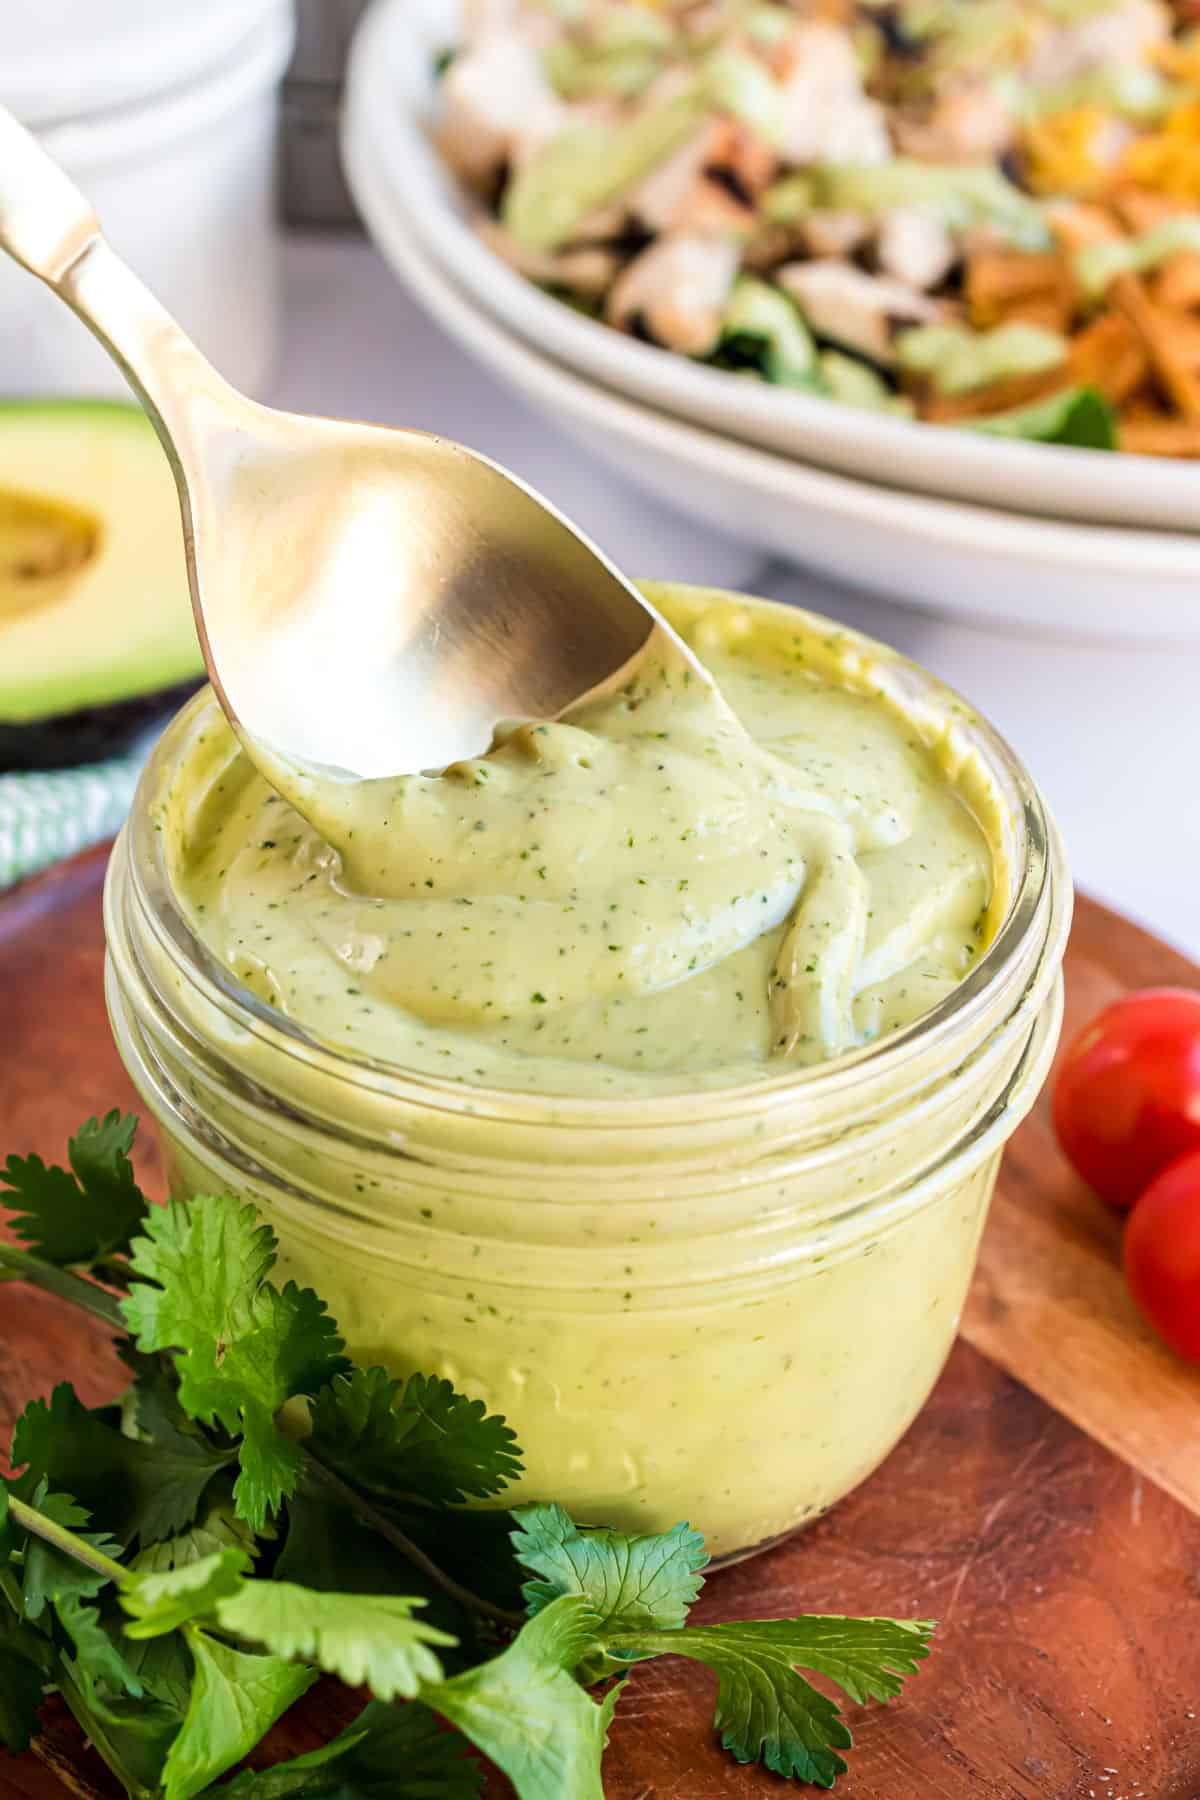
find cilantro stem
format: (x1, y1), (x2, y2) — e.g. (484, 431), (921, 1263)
(7, 1495), (127, 1587)
(299, 1448), (523, 1630)
(0, 1243), (124, 1329)
(52, 1666), (159, 1800)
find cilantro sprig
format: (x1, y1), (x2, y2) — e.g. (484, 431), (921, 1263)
(2, 1111), (145, 1267)
(1, 1116), (935, 1796)
(122, 1196), (348, 1531)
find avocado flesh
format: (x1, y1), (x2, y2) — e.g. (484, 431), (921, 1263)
(0, 401), (204, 770)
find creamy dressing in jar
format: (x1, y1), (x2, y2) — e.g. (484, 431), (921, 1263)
(168, 587), (1003, 1095)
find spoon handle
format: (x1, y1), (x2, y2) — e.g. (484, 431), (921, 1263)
(0, 104), (100, 285)
(0, 105), (235, 460)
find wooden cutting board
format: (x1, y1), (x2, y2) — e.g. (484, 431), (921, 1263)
(3, 846), (1200, 1800)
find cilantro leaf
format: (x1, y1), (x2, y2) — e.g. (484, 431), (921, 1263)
(122, 1548), (252, 1638)
(123, 1555), (454, 1702)
(1, 1160), (936, 1800)
(0, 1616), (51, 1752)
(121, 1196), (347, 1530)
(307, 1368), (522, 1505)
(20, 1491), (123, 1620)
(121, 1629), (195, 1721)
(604, 1616), (935, 1789)
(233, 1404), (307, 1540)
(161, 1632), (317, 1800)
(428, 1595), (617, 1800)
(55, 1595), (145, 1710)
(217, 1700), (483, 1800)
(215, 1583), (454, 1701)
(273, 1482), (474, 1667)
(512, 1504), (708, 1634)
(11, 1383), (232, 1546)
(130, 1499), (259, 1576)
(117, 1342), (202, 1445)
(2, 1111), (146, 1264)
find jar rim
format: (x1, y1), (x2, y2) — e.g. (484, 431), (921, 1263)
(121, 594), (1069, 1130)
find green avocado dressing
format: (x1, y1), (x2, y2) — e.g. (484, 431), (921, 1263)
(162, 587), (1002, 1097)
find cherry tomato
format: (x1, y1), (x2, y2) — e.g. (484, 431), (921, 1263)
(1052, 987), (1200, 1209)
(1123, 1149), (1200, 1364)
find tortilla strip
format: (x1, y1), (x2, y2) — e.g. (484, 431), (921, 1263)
(1110, 271), (1200, 418)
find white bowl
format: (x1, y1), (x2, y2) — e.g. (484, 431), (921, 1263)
(350, 0), (1200, 536)
(343, 82), (1200, 643)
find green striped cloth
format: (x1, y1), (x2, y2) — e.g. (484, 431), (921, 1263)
(0, 747), (147, 890)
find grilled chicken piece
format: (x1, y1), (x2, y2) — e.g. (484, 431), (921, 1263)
(630, 126), (722, 233)
(770, 22), (892, 165)
(799, 210), (873, 259)
(632, 117), (776, 235)
(876, 208), (957, 290)
(1025, 0), (1170, 84)
(607, 234), (741, 353)
(439, 36), (565, 184)
(895, 83), (1017, 162)
(777, 260), (940, 364)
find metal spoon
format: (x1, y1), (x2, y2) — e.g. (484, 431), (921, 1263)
(0, 106), (678, 782)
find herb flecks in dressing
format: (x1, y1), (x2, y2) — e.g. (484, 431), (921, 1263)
(169, 591), (998, 1096)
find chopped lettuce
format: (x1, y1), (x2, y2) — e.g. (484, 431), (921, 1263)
(1041, 0), (1137, 20)
(764, 159), (1052, 250)
(1075, 216), (1200, 300)
(701, 45), (786, 147)
(896, 321), (1068, 395)
(967, 386), (1117, 448)
(713, 277), (819, 385)
(503, 91), (706, 251)
(543, 42), (666, 99)
(818, 351), (914, 415)
(1000, 62), (1176, 124)
(761, 170), (819, 220)
(507, 32), (801, 250)
(745, 4), (796, 47)
(592, 6), (678, 56)
(543, 5), (677, 101)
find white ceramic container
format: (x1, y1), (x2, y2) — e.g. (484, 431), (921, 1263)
(0, 0), (295, 398)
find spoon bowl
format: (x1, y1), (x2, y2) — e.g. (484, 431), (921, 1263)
(0, 106), (666, 780)
(139, 398), (663, 778)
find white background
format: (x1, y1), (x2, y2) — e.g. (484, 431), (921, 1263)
(273, 235), (1199, 961)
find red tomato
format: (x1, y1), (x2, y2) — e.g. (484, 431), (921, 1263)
(1123, 1149), (1200, 1364)
(1052, 987), (1200, 1208)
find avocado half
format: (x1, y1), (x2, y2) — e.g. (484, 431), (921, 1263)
(0, 401), (204, 770)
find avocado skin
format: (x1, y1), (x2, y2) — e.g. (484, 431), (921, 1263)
(0, 680), (203, 773)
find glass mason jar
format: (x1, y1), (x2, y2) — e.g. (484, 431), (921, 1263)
(104, 602), (1071, 1564)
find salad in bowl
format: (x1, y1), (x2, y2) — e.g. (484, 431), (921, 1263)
(435, 0), (1200, 454)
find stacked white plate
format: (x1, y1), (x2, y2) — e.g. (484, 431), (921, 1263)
(343, 0), (1200, 640)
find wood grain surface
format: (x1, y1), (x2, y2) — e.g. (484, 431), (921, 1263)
(3, 846), (1200, 1800)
